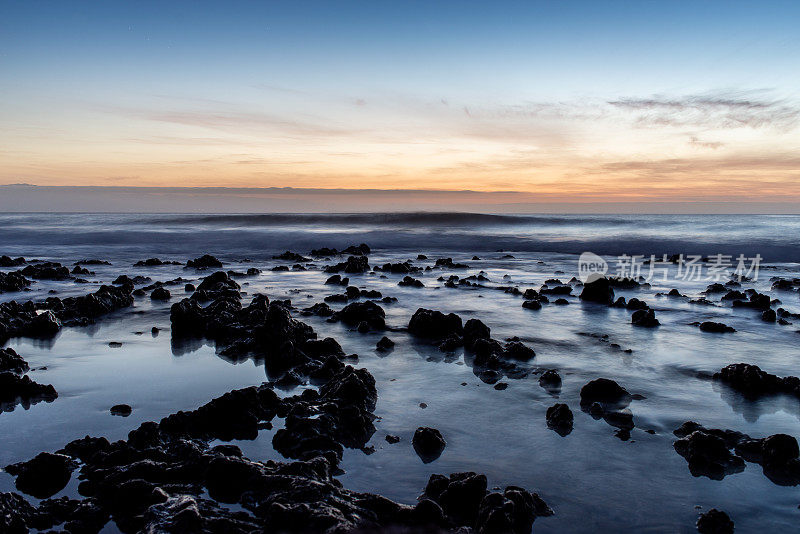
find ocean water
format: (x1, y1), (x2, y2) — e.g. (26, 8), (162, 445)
(1, 212), (800, 533)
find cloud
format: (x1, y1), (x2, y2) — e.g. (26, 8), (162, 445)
(608, 91), (800, 130)
(688, 136), (724, 149)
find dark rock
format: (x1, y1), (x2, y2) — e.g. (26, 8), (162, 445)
(334, 301), (386, 330)
(699, 321), (735, 333)
(539, 369), (561, 389)
(546, 403), (573, 435)
(579, 277), (614, 305)
(5, 452), (77, 499)
(580, 378), (631, 406)
(632, 309), (659, 327)
(0, 347), (29, 375)
(541, 285), (572, 296)
(376, 336), (395, 352)
(0, 372), (58, 411)
(110, 404), (133, 416)
(0, 492), (36, 533)
(0, 271), (31, 293)
(324, 256), (370, 274)
(762, 434), (799, 466)
(150, 287), (171, 300)
(626, 298), (648, 310)
(713, 363), (798, 399)
(342, 243), (371, 255)
(504, 341), (535, 361)
(762, 308), (777, 322)
(0, 255), (26, 267)
(325, 274), (348, 285)
(385, 435), (401, 444)
(186, 255), (223, 268)
(422, 471), (486, 525)
(408, 308), (463, 340)
(463, 318), (491, 350)
(71, 265), (91, 275)
(21, 262), (71, 280)
(399, 276), (424, 287)
(273, 251), (311, 262)
(413, 427), (446, 463)
(697, 508), (734, 534)
(134, 258), (180, 266)
(522, 300), (541, 310)
(302, 302), (334, 317)
(435, 258), (470, 269)
(185, 283), (195, 292)
(673, 431), (745, 480)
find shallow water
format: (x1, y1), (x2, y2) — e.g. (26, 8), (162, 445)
(2, 214), (800, 532)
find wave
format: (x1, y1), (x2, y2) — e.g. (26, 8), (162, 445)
(141, 212), (644, 227)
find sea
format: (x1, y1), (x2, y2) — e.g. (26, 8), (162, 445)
(1, 212), (799, 533)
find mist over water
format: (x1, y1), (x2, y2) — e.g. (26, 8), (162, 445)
(2, 212), (800, 532)
(1, 213), (799, 262)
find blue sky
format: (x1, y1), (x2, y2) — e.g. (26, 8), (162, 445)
(1, 1), (798, 202)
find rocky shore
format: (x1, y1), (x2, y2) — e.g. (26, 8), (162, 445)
(2, 247), (800, 532)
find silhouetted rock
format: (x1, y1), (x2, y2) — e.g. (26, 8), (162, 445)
(413, 427), (446, 463)
(333, 301), (386, 330)
(110, 404), (132, 416)
(579, 277), (614, 305)
(699, 321), (735, 333)
(5, 452), (77, 499)
(376, 336), (395, 352)
(150, 287), (171, 300)
(673, 431), (745, 480)
(186, 255), (223, 268)
(632, 309), (659, 327)
(408, 308), (463, 340)
(580, 378), (631, 405)
(399, 275), (424, 287)
(0, 347), (28, 375)
(546, 403), (573, 436)
(697, 508), (734, 534)
(0, 271), (30, 293)
(325, 256), (370, 274)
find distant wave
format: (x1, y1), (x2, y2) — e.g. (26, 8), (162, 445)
(142, 212), (640, 227)
(0, 213), (798, 262)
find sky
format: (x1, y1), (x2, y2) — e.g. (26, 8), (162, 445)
(1, 1), (799, 206)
